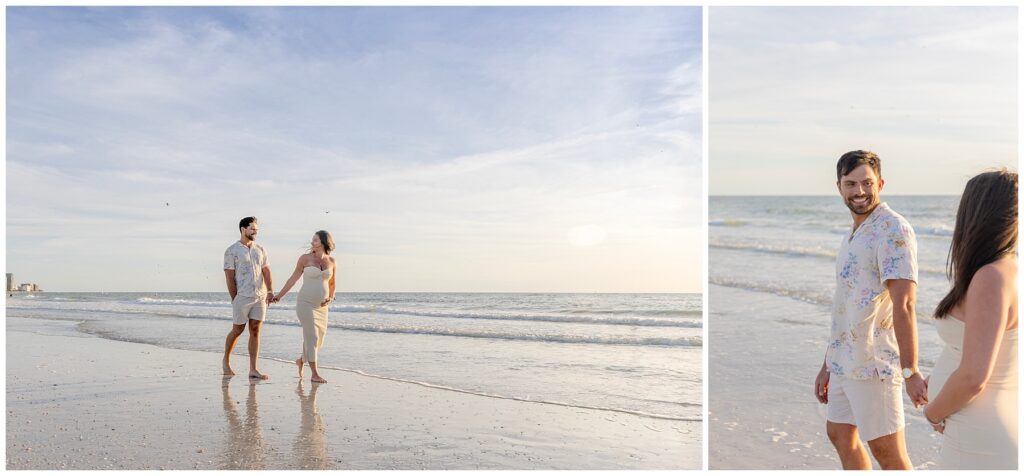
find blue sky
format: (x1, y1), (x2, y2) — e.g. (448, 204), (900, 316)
(710, 7), (1017, 196)
(7, 7), (703, 292)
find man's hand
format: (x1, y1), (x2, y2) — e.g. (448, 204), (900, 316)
(905, 373), (928, 407)
(266, 292), (275, 305)
(814, 365), (830, 404)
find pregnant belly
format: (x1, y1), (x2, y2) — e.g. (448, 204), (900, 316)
(299, 281), (329, 302)
(928, 349), (958, 402)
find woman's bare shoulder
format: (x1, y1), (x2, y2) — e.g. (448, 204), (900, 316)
(972, 258), (1016, 290)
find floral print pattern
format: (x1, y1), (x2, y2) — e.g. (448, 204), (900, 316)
(224, 241), (270, 298)
(825, 203), (917, 380)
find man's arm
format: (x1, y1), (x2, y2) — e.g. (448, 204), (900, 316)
(263, 266), (274, 304)
(224, 269), (237, 301)
(889, 278), (926, 405)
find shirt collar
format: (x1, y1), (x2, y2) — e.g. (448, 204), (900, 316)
(850, 202), (889, 239)
(863, 202), (890, 227)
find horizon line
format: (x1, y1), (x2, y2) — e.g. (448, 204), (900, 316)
(10, 290), (703, 295)
(709, 193), (961, 197)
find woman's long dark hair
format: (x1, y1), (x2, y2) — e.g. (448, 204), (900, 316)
(934, 169), (1018, 318)
(312, 230), (335, 255)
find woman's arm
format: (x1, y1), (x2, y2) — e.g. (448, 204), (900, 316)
(328, 259), (336, 298)
(321, 258), (337, 307)
(274, 256), (307, 300)
(925, 264), (1012, 425)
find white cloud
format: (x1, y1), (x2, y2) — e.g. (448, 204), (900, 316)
(7, 7), (703, 292)
(710, 6), (1016, 196)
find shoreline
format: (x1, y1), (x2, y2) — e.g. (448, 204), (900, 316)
(7, 316), (700, 470)
(708, 283), (941, 470)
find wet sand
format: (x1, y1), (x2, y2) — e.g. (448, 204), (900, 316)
(7, 317), (699, 469)
(709, 284), (941, 470)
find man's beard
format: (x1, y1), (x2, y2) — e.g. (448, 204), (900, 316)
(845, 193), (878, 215)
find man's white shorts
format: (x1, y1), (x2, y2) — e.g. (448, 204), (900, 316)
(232, 295), (267, 325)
(827, 376), (905, 442)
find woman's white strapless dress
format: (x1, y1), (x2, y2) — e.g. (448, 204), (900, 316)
(928, 317), (1017, 470)
(297, 266), (331, 363)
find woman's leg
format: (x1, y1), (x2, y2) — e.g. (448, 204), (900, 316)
(296, 299), (318, 377)
(308, 309), (329, 382)
(309, 361), (327, 383)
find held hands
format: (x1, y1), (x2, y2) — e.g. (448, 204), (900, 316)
(921, 375), (944, 433)
(905, 373), (928, 407)
(266, 293), (327, 305)
(266, 292), (275, 305)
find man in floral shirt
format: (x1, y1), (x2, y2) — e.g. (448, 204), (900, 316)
(813, 151), (926, 470)
(223, 216), (275, 380)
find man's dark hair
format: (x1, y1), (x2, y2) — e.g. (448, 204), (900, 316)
(239, 216), (257, 230)
(836, 150), (881, 182)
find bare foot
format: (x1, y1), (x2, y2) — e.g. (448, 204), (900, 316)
(223, 360), (235, 376)
(295, 358), (304, 378)
(311, 375), (327, 383)
(249, 370), (269, 380)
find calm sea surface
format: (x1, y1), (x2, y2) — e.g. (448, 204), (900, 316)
(711, 195), (959, 375)
(7, 292), (702, 421)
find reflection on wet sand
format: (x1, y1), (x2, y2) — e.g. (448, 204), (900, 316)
(221, 376), (268, 469)
(294, 380), (334, 469)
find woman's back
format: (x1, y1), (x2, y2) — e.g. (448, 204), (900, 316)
(931, 259), (1018, 469)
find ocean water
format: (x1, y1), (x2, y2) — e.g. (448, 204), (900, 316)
(711, 195), (957, 357)
(6, 292), (701, 422)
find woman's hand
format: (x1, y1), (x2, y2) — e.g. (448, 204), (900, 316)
(924, 405), (945, 434)
(319, 298), (332, 308)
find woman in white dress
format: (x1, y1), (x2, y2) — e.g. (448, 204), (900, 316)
(924, 169), (1017, 470)
(273, 231), (337, 383)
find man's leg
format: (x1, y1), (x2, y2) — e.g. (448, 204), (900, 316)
(867, 430), (911, 470)
(247, 319), (269, 379)
(223, 324), (246, 375)
(826, 421), (871, 470)
(863, 377), (910, 470)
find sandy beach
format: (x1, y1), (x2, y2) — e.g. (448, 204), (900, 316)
(708, 284), (941, 470)
(7, 316), (699, 470)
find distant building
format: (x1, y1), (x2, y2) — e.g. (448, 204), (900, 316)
(7, 275), (43, 293)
